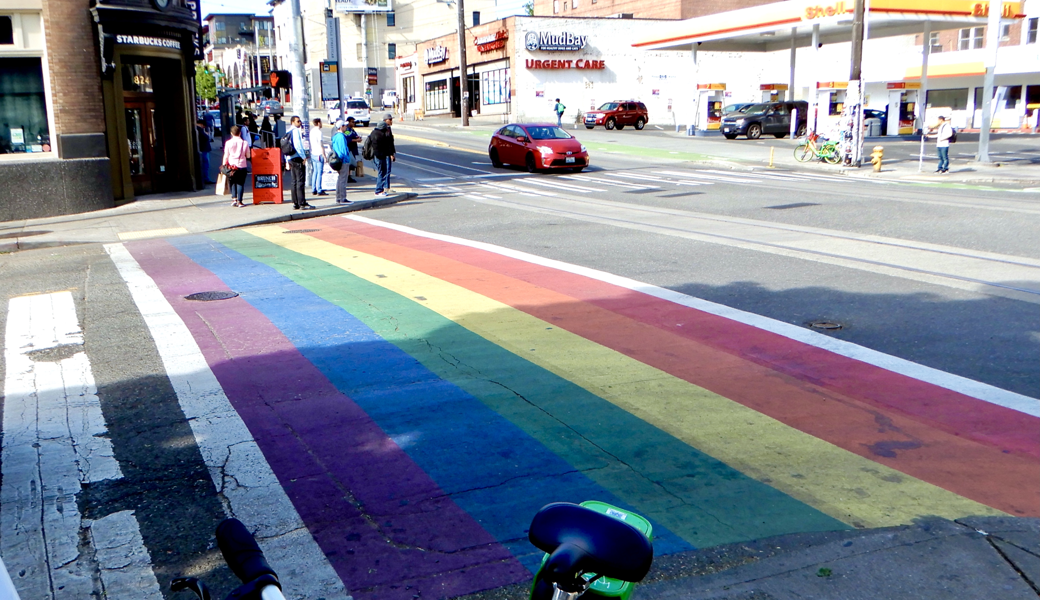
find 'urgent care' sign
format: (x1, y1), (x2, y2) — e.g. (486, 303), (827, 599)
(526, 59), (605, 69)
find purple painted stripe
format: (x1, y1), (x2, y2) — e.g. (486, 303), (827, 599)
(126, 239), (529, 600)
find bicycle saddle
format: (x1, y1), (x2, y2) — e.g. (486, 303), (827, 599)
(529, 502), (653, 587)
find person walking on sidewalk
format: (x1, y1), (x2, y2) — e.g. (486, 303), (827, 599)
(344, 117), (361, 183)
(222, 125), (251, 207)
(284, 115), (314, 210)
(369, 113), (396, 196)
(931, 115), (953, 173)
(331, 120), (352, 205)
(309, 118), (327, 195)
(196, 119), (214, 184)
(554, 98), (566, 127)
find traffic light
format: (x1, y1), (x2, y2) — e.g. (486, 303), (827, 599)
(270, 70), (291, 89)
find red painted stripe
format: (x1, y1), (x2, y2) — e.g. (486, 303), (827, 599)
(307, 220), (1039, 516)
(332, 219), (1038, 459)
(632, 17), (802, 48)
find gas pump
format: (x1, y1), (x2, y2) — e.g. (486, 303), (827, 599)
(695, 83), (726, 135)
(886, 82), (920, 135)
(760, 84), (788, 102)
(814, 82), (848, 132)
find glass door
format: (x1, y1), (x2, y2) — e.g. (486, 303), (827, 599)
(124, 100), (161, 195)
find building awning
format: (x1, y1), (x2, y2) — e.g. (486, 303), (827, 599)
(633, 0), (1024, 52)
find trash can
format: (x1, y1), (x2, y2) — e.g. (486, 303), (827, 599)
(865, 118), (882, 137)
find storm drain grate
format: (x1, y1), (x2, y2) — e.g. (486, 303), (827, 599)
(808, 320), (843, 331)
(185, 291), (240, 301)
(767, 202), (821, 210)
(284, 229), (321, 234)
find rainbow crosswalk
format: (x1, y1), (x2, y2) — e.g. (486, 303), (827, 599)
(116, 215), (1038, 600)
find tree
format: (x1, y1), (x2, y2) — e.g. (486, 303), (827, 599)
(195, 63), (217, 103)
(523, 0), (534, 15)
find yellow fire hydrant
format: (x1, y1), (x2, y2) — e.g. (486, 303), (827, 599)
(870, 146), (884, 172)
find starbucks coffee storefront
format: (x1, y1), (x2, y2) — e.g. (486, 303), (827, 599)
(0, 0), (202, 221)
(94, 1), (203, 200)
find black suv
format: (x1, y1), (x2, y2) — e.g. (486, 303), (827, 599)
(721, 101), (808, 139)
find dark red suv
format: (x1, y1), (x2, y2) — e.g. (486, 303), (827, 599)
(584, 101), (648, 131)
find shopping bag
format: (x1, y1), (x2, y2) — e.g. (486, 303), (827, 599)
(355, 162), (364, 177)
(216, 173), (230, 196)
(321, 159), (339, 191)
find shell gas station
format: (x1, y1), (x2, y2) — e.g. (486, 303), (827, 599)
(632, 0), (1029, 137)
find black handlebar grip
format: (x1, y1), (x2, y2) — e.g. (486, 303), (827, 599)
(216, 518), (279, 585)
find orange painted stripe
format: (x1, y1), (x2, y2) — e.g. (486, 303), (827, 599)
(307, 221), (1039, 517)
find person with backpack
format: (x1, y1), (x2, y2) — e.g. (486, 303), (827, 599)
(343, 117), (361, 183)
(930, 115), (954, 174)
(365, 113), (396, 197)
(330, 120), (352, 205)
(554, 98), (566, 127)
(281, 116), (315, 210)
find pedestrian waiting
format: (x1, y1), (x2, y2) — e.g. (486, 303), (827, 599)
(309, 118), (327, 196)
(929, 115), (954, 174)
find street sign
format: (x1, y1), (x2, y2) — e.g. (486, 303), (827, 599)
(321, 62), (340, 101)
(367, 67), (378, 85)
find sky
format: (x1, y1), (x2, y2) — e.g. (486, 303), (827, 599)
(200, 0), (527, 20)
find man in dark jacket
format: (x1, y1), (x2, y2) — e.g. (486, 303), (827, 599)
(369, 112), (396, 196)
(196, 118), (214, 184)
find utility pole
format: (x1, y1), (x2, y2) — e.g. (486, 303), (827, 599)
(287, 0), (310, 124)
(456, 0), (469, 126)
(977, 0), (1003, 162)
(848, 0), (866, 166)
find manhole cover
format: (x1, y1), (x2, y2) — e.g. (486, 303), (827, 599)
(284, 229), (320, 234)
(808, 321), (843, 331)
(185, 291), (240, 301)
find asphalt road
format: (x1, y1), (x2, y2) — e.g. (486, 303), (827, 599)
(381, 130), (1040, 398)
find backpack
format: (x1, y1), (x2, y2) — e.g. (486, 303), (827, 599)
(279, 131), (295, 156)
(361, 133), (376, 160)
(949, 127), (957, 143)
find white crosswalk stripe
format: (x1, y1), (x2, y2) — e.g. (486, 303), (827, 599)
(562, 175), (660, 190)
(606, 172), (709, 186)
(522, 178), (605, 193)
(2, 291), (162, 600)
(654, 170), (751, 184)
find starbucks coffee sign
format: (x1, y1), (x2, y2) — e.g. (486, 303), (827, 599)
(524, 31), (588, 52)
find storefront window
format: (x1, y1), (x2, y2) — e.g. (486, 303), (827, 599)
(931, 88), (968, 111)
(480, 68), (510, 105)
(0, 16), (13, 44)
(122, 64), (154, 93)
(425, 79), (448, 111)
(0, 57), (51, 154)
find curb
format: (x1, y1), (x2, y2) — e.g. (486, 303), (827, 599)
(209, 192), (416, 229)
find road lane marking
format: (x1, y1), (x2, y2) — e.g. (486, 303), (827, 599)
(563, 175), (660, 190)
(118, 228), (190, 241)
(606, 172), (709, 186)
(397, 152), (491, 173)
(347, 215), (1039, 416)
(482, 181), (559, 197)
(655, 170), (751, 184)
(2, 292), (149, 600)
(104, 243), (350, 600)
(522, 178), (605, 193)
(88, 510), (163, 599)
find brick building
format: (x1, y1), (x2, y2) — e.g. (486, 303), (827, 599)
(0, 0), (202, 220)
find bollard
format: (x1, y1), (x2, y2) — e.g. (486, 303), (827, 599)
(768, 146), (775, 169)
(870, 146), (884, 172)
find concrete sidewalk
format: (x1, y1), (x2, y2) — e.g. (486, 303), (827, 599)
(0, 175), (415, 253)
(397, 117), (1040, 187)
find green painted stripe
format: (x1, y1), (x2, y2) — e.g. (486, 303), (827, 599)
(212, 229), (849, 548)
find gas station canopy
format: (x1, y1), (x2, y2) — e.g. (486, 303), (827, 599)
(632, 0), (1025, 52)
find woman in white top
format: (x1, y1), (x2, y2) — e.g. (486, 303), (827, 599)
(222, 125), (251, 207)
(309, 118), (328, 195)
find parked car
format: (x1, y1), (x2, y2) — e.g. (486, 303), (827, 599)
(721, 101), (808, 139)
(721, 102), (755, 115)
(583, 101), (649, 130)
(345, 98), (371, 126)
(259, 100), (283, 117)
(489, 123), (590, 172)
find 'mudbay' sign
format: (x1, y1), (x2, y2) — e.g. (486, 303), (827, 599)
(524, 31), (588, 52)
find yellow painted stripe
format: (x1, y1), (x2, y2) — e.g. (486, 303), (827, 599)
(246, 225), (1005, 527)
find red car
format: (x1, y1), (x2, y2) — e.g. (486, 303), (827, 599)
(489, 123), (590, 173)
(583, 101), (648, 130)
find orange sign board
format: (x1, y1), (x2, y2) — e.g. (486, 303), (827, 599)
(697, 83), (726, 90)
(887, 82), (921, 89)
(760, 83), (789, 90)
(251, 148), (284, 204)
(817, 81), (849, 89)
